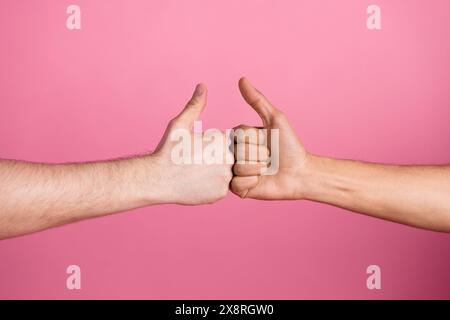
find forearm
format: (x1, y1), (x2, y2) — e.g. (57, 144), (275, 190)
(0, 156), (165, 239)
(300, 155), (450, 232)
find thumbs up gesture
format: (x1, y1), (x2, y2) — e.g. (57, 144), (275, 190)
(231, 78), (309, 200)
(152, 84), (233, 205)
(152, 79), (309, 204)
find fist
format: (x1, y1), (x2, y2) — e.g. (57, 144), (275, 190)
(152, 84), (233, 205)
(231, 78), (308, 200)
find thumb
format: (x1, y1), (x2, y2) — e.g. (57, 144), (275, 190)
(174, 83), (207, 128)
(238, 77), (277, 126)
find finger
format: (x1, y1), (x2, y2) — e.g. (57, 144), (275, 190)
(238, 77), (276, 126)
(243, 176), (272, 200)
(233, 125), (267, 145)
(233, 162), (267, 176)
(234, 143), (270, 163)
(174, 83), (207, 127)
(230, 176), (259, 198)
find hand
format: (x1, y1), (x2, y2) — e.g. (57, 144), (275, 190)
(231, 78), (309, 200)
(152, 84), (233, 205)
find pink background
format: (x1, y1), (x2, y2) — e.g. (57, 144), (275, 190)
(1, 0), (450, 299)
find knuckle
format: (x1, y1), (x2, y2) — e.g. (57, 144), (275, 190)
(230, 178), (238, 191)
(230, 179), (244, 197)
(236, 189), (247, 199)
(186, 97), (199, 108)
(221, 185), (229, 198)
(272, 109), (286, 120)
(169, 117), (181, 128)
(224, 170), (233, 182)
(249, 97), (263, 108)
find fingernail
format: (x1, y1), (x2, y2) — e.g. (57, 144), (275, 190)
(193, 84), (205, 97)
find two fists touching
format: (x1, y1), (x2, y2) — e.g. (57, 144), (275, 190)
(2, 77), (449, 240)
(1, 77), (308, 240)
(152, 77), (307, 205)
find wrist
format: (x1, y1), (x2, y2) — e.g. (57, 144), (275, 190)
(295, 153), (328, 201)
(296, 154), (357, 205)
(137, 153), (176, 205)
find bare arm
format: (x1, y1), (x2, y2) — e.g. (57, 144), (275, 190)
(0, 84), (232, 240)
(300, 156), (450, 232)
(231, 78), (450, 232)
(0, 156), (163, 239)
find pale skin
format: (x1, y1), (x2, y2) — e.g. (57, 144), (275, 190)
(0, 84), (233, 239)
(231, 77), (450, 233)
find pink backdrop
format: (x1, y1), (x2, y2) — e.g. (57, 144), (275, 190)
(1, 0), (449, 299)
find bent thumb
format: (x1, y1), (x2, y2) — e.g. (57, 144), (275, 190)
(174, 84), (207, 128)
(238, 77), (277, 126)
